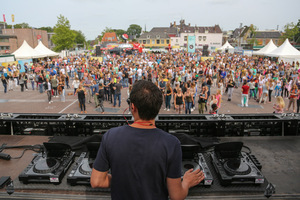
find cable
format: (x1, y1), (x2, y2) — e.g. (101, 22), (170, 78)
(11, 149), (28, 159)
(242, 145), (252, 154)
(123, 107), (130, 125)
(0, 144), (44, 160)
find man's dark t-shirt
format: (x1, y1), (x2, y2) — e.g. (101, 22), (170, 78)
(110, 83), (115, 94)
(93, 125), (182, 200)
(115, 83), (122, 94)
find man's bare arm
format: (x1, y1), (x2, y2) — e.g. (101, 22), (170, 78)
(90, 168), (112, 188)
(167, 169), (204, 200)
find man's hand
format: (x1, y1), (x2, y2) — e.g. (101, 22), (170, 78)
(182, 169), (205, 188)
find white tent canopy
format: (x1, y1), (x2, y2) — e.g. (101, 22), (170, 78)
(34, 41), (59, 57)
(13, 40), (43, 60)
(253, 39), (278, 56)
(266, 39), (300, 58)
(218, 41), (234, 53)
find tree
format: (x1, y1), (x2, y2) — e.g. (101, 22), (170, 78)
(6, 23), (31, 29)
(73, 30), (86, 47)
(51, 15), (76, 51)
(127, 24), (142, 39)
(38, 26), (54, 32)
(281, 21), (300, 43)
(295, 19), (300, 43)
(113, 29), (126, 40)
(248, 24), (258, 46)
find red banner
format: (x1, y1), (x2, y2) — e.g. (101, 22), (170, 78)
(3, 14), (6, 22)
(133, 43), (140, 50)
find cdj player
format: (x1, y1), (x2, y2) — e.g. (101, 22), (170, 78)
(67, 142), (100, 186)
(211, 142), (264, 186)
(18, 143), (75, 184)
(181, 153), (214, 186)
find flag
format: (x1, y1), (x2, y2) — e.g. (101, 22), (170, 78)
(3, 14), (6, 22)
(188, 36), (196, 53)
(11, 14), (14, 22)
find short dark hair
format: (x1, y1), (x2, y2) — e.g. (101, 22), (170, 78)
(130, 80), (163, 120)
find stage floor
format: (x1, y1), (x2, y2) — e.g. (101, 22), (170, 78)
(0, 135), (299, 199)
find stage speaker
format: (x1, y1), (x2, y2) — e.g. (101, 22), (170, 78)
(203, 45), (209, 56)
(96, 46), (101, 56)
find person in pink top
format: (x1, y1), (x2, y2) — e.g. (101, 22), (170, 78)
(216, 89), (222, 113)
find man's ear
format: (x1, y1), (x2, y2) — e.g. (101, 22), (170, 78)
(130, 103), (135, 112)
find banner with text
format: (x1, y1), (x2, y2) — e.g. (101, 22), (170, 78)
(188, 36), (196, 53)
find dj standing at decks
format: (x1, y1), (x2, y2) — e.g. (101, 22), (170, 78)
(91, 80), (204, 200)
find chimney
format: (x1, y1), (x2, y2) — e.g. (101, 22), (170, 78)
(188, 23), (191, 27)
(174, 21), (176, 26)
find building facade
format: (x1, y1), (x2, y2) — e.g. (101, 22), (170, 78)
(170, 20), (223, 51)
(0, 28), (48, 54)
(138, 27), (177, 49)
(138, 20), (223, 51)
(101, 32), (118, 43)
(0, 24), (17, 54)
(236, 25), (283, 49)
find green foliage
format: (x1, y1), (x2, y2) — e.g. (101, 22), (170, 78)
(73, 30), (86, 46)
(281, 21), (300, 43)
(248, 24), (258, 45)
(113, 29), (126, 40)
(127, 24), (142, 38)
(51, 15), (76, 51)
(5, 22), (31, 29)
(38, 26), (54, 32)
(295, 19), (300, 43)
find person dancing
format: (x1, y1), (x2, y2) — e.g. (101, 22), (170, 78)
(75, 84), (87, 114)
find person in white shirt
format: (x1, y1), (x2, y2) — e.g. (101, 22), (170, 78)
(72, 77), (80, 95)
(137, 67), (142, 80)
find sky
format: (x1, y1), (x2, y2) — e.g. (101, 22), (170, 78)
(2, 0), (300, 40)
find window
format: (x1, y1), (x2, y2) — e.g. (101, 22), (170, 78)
(275, 40), (278, 45)
(139, 40), (142, 43)
(184, 36), (187, 41)
(147, 40), (150, 44)
(198, 36), (202, 41)
(156, 35), (160, 39)
(112, 37), (114, 40)
(156, 40), (160, 44)
(147, 35), (150, 39)
(176, 39), (178, 42)
(143, 40), (146, 44)
(0, 46), (9, 50)
(152, 40), (155, 44)
(263, 40), (266, 45)
(161, 40), (164, 44)
(166, 40), (169, 44)
(203, 36), (206, 41)
(0, 38), (9, 43)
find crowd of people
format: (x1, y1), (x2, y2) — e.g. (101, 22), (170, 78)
(1, 50), (300, 114)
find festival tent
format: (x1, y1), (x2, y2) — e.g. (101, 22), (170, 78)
(34, 41), (59, 57)
(266, 39), (300, 58)
(218, 41), (234, 53)
(252, 39), (278, 56)
(12, 40), (43, 60)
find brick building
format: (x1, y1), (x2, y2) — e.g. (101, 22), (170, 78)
(101, 32), (118, 43)
(0, 27), (48, 54)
